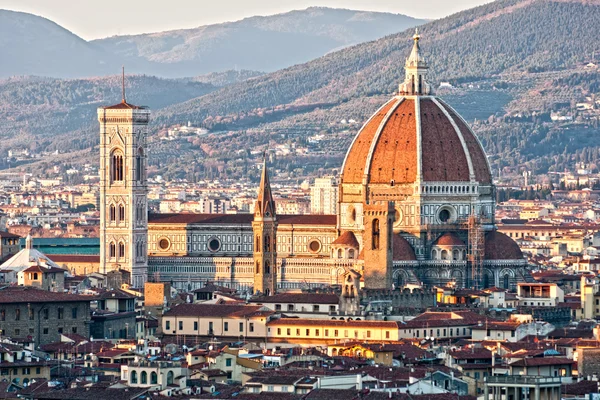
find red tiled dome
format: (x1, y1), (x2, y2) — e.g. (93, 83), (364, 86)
(433, 232), (465, 247)
(341, 97), (491, 185)
(393, 235), (417, 261)
(332, 231), (359, 248)
(485, 231), (523, 260)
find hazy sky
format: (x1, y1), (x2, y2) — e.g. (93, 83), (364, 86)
(0, 0), (492, 40)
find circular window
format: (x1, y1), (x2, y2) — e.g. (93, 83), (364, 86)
(208, 238), (221, 252)
(308, 240), (321, 253)
(438, 206), (456, 224)
(439, 209), (451, 222)
(158, 238), (170, 251)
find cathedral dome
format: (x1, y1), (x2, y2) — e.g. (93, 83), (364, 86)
(340, 32), (491, 187)
(485, 231), (523, 260)
(341, 97), (491, 186)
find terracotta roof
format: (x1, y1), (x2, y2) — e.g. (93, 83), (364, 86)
(164, 303), (271, 319)
(433, 232), (465, 247)
(0, 286), (92, 304)
(251, 293), (339, 305)
(51, 255), (100, 263)
(510, 357), (572, 367)
(449, 348), (493, 360)
(0, 232), (20, 238)
(101, 101), (145, 110)
(97, 288), (137, 300)
(485, 231), (524, 260)
(148, 213), (336, 226)
(393, 235), (417, 261)
(332, 231), (359, 248)
(341, 97), (491, 186)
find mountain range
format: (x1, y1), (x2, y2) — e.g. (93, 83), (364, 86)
(0, 8), (425, 79)
(1, 0), (600, 182)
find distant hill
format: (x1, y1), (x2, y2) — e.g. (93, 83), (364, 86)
(2, 0), (600, 181)
(0, 7), (425, 79)
(154, 0), (600, 125)
(92, 7), (426, 77)
(0, 10), (116, 78)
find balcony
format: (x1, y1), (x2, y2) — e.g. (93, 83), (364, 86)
(486, 376), (563, 386)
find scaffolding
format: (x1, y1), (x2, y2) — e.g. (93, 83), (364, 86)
(467, 213), (485, 290)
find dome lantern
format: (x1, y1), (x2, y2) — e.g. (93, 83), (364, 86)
(399, 29), (431, 96)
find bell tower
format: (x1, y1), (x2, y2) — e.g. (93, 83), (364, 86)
(363, 201), (394, 289)
(252, 157), (278, 296)
(98, 70), (150, 288)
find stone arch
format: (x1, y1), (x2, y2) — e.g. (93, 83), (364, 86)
(393, 269), (410, 288)
(131, 370), (138, 384)
(110, 149), (124, 182)
(482, 269), (495, 289)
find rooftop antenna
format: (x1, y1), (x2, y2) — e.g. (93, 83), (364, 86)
(121, 66), (126, 103)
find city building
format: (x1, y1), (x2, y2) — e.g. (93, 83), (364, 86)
(0, 286), (91, 345)
(310, 176), (338, 215)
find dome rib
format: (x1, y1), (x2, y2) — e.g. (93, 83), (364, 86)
(364, 97), (406, 182)
(431, 97), (475, 181)
(341, 98), (398, 184)
(365, 99), (418, 184)
(436, 98), (492, 184)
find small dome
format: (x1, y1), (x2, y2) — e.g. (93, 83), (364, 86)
(485, 231), (523, 260)
(393, 235), (417, 261)
(433, 232), (465, 247)
(332, 231), (359, 248)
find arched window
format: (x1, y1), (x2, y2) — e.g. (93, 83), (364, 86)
(141, 371), (147, 384)
(110, 151), (124, 182)
(109, 205), (116, 222)
(441, 250), (448, 260)
(131, 371), (138, 384)
(255, 261), (260, 274)
(453, 250), (459, 261)
(118, 242), (125, 259)
(503, 274), (510, 289)
(136, 148), (143, 182)
(255, 236), (260, 251)
(119, 204), (125, 223)
(109, 242), (116, 258)
(372, 219), (380, 250)
(337, 248), (343, 258)
(432, 249), (438, 260)
(265, 260), (270, 274)
(167, 371), (174, 385)
(348, 249), (355, 259)
(264, 235), (271, 252)
(150, 371), (157, 384)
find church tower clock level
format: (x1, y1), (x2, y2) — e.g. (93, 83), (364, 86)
(98, 77), (150, 289)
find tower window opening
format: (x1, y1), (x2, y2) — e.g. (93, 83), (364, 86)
(118, 242), (125, 259)
(109, 242), (116, 258)
(110, 152), (124, 182)
(265, 261), (270, 274)
(109, 205), (116, 222)
(136, 148), (143, 182)
(118, 204), (125, 223)
(265, 235), (271, 252)
(372, 219), (380, 250)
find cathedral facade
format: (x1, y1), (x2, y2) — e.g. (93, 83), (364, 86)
(98, 34), (529, 293)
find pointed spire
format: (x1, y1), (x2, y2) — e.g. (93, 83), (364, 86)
(255, 152), (276, 218)
(399, 29), (431, 96)
(121, 66), (126, 103)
